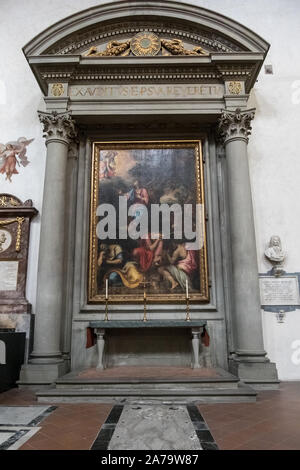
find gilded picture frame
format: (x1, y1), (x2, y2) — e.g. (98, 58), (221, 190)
(88, 140), (209, 303)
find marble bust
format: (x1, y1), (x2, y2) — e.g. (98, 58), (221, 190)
(265, 235), (286, 276)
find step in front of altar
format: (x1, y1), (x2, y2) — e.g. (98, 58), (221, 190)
(35, 367), (257, 403)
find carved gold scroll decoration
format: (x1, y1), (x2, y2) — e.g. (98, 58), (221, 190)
(86, 40), (131, 57)
(0, 217), (25, 252)
(0, 196), (20, 207)
(84, 33), (209, 57)
(161, 39), (208, 56)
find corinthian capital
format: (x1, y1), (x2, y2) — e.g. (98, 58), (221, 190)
(218, 108), (255, 144)
(38, 111), (77, 145)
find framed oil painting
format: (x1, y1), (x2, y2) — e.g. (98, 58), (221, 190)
(89, 140), (209, 303)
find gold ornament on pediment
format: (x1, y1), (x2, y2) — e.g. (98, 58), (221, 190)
(84, 32), (209, 58)
(130, 32), (161, 56)
(0, 195), (20, 207)
(161, 39), (208, 56)
(51, 83), (64, 97)
(86, 41), (130, 57)
(228, 81), (242, 95)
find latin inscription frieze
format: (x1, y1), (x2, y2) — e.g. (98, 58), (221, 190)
(69, 84), (224, 100)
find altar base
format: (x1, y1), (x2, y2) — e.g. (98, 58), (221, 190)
(35, 366), (257, 404)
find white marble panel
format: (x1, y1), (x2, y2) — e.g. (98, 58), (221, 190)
(108, 405), (202, 450)
(0, 406), (50, 425)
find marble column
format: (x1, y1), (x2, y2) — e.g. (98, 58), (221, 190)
(218, 108), (278, 388)
(20, 111), (77, 385)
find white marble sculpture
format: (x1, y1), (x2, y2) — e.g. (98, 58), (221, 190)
(265, 235), (286, 276)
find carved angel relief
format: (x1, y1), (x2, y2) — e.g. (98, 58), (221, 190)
(0, 137), (34, 182)
(85, 32), (209, 58)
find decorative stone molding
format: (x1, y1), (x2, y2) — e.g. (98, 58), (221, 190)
(0, 194), (33, 208)
(50, 83), (65, 97)
(227, 81), (243, 95)
(41, 66), (222, 83)
(45, 21), (244, 56)
(38, 111), (77, 145)
(24, 1), (270, 59)
(217, 108), (255, 144)
(84, 34), (209, 58)
(217, 64), (255, 79)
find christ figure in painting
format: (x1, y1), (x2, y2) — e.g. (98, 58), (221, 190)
(133, 233), (163, 273)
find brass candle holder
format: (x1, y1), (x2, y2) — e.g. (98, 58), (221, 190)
(104, 278), (109, 321)
(143, 296), (148, 322)
(143, 276), (147, 322)
(104, 296), (109, 322)
(185, 295), (191, 322)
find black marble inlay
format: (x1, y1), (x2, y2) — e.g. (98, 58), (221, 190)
(201, 442), (220, 451)
(186, 404), (219, 450)
(192, 421), (209, 431)
(0, 429), (29, 451)
(27, 406), (57, 426)
(90, 405), (124, 451)
(104, 405), (123, 425)
(196, 430), (216, 443)
(186, 404), (206, 423)
(0, 406), (57, 427)
(91, 404), (219, 451)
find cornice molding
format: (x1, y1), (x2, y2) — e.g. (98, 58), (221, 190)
(29, 55), (262, 95)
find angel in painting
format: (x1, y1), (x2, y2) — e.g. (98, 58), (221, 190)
(0, 137), (34, 182)
(99, 151), (117, 180)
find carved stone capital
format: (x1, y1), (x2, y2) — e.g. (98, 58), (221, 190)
(218, 108), (255, 144)
(38, 111), (77, 145)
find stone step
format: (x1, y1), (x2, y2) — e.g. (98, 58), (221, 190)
(36, 383), (256, 404)
(54, 368), (240, 390)
(55, 378), (239, 390)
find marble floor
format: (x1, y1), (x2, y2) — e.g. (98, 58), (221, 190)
(91, 404), (217, 450)
(0, 406), (55, 450)
(107, 405), (202, 450)
(0, 382), (300, 450)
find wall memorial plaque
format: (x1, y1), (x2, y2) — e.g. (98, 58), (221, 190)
(0, 261), (19, 291)
(259, 276), (300, 306)
(0, 194), (38, 314)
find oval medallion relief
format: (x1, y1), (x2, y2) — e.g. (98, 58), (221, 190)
(0, 229), (12, 253)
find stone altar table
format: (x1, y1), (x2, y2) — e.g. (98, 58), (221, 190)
(89, 320), (207, 370)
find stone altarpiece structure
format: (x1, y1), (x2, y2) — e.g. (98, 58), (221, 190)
(19, 1), (278, 395)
